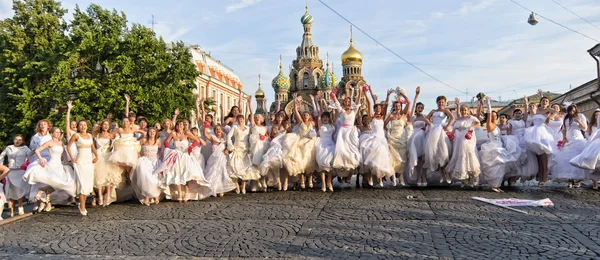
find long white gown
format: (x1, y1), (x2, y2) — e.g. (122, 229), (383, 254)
(316, 124), (336, 172)
(261, 126), (286, 186)
(508, 119), (538, 181)
(446, 116), (480, 181)
(249, 125), (270, 167)
(331, 101), (361, 176)
(109, 133), (140, 167)
(0, 145), (31, 200)
(73, 134), (95, 196)
(480, 128), (520, 187)
(424, 112), (452, 172)
(359, 119), (393, 179)
(227, 125), (261, 180)
(551, 114), (590, 182)
(25, 133), (52, 201)
(22, 145), (76, 197)
(155, 139), (211, 200)
(570, 126), (600, 173)
(283, 122), (317, 176)
(131, 144), (162, 201)
(387, 119), (412, 175)
(204, 135), (236, 196)
(525, 114), (555, 155)
(94, 137), (123, 188)
(406, 120), (427, 181)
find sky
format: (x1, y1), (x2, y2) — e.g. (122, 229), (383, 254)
(2, 0), (600, 107)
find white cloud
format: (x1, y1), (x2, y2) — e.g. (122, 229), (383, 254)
(226, 0), (262, 14)
(153, 22), (192, 42)
(456, 0), (497, 15)
(430, 11), (445, 19)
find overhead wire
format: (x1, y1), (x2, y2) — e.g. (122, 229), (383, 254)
(509, 0), (599, 42)
(316, 0), (467, 95)
(550, 0), (600, 32)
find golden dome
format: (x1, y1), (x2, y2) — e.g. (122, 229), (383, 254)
(255, 74), (265, 99)
(341, 40), (362, 63)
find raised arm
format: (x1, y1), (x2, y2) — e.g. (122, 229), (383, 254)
(398, 89), (411, 115)
(196, 96), (204, 127)
(248, 96), (255, 127)
(293, 94), (302, 124)
(66, 101), (74, 139)
(124, 94), (130, 118)
(454, 98), (461, 117)
(523, 95), (530, 123)
(410, 86), (420, 117)
(485, 96), (494, 132)
(238, 89), (244, 118)
(172, 108), (180, 127)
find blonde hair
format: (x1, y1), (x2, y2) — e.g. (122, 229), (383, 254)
(35, 119), (53, 134)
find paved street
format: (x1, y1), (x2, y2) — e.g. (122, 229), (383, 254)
(1, 185), (600, 259)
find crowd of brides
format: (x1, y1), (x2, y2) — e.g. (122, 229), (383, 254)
(1, 85), (600, 218)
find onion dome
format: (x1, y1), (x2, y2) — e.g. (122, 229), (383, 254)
(341, 26), (362, 63)
(255, 74), (265, 99)
(272, 55), (290, 90)
(300, 4), (313, 25)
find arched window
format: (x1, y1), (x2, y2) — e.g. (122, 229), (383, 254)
(303, 72), (309, 89)
(315, 73), (320, 87)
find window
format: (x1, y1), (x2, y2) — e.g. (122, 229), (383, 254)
(316, 73), (320, 86)
(213, 90), (216, 98)
(303, 72), (309, 89)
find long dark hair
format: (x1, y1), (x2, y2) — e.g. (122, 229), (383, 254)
(589, 110), (600, 136)
(562, 105), (578, 131)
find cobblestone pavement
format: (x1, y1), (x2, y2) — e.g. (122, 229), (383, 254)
(2, 185), (600, 259)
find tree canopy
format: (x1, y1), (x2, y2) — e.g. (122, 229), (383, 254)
(0, 0), (199, 149)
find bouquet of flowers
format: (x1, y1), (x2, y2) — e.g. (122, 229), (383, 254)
(446, 131), (455, 141)
(465, 130), (473, 140)
(330, 88), (338, 99)
(259, 134), (266, 141)
(476, 92), (486, 101)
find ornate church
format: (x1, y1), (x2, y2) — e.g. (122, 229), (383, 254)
(255, 4), (368, 116)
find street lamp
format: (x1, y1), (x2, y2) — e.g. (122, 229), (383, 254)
(528, 12), (539, 26)
(588, 43), (600, 106)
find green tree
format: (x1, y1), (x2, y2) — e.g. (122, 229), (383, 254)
(0, 1), (200, 150)
(0, 0), (69, 147)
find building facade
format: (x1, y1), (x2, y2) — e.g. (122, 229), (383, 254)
(269, 4), (367, 116)
(549, 79), (599, 119)
(188, 45), (249, 126)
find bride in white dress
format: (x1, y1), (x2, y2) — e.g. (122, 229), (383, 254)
(480, 97), (520, 192)
(156, 120), (210, 202)
(24, 127), (77, 212)
(204, 125), (237, 197)
(360, 86), (394, 187)
(67, 121), (99, 216)
(551, 105), (589, 187)
(131, 128), (163, 205)
(0, 135), (31, 216)
(316, 107), (336, 192)
(406, 87), (430, 186)
(260, 111), (290, 191)
(424, 96), (455, 184)
(330, 86), (362, 177)
(570, 111), (600, 189)
(445, 100), (480, 186)
(247, 97), (270, 191)
(524, 91), (558, 186)
(507, 103), (538, 183)
(227, 115), (260, 194)
(24, 119), (52, 207)
(282, 94), (318, 189)
(385, 89), (413, 186)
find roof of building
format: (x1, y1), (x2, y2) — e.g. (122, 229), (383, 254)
(188, 45), (241, 84)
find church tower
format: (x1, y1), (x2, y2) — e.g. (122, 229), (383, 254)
(289, 3), (325, 101)
(319, 52), (337, 102)
(254, 74), (265, 115)
(270, 55), (291, 112)
(338, 26), (366, 97)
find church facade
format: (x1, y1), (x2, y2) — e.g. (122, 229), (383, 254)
(263, 4), (367, 116)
